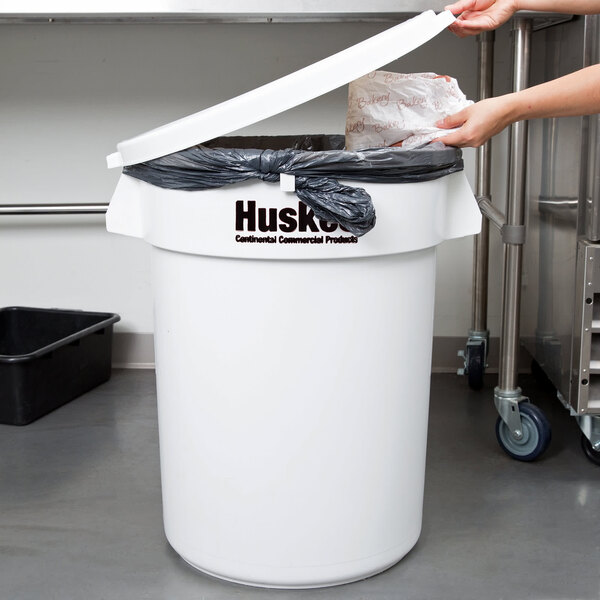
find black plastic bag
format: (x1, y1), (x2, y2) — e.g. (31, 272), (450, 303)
(124, 135), (463, 237)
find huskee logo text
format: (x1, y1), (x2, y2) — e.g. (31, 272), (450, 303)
(235, 201), (358, 245)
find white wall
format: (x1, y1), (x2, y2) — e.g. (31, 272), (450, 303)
(0, 21), (512, 342)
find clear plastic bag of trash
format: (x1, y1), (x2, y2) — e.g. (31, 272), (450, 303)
(345, 71), (473, 150)
(123, 135), (464, 237)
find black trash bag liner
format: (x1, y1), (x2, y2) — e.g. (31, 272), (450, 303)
(124, 135), (463, 237)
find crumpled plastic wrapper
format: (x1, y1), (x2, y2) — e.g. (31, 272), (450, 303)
(345, 71), (473, 150)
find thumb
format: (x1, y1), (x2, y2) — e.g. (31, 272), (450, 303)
(436, 108), (469, 130)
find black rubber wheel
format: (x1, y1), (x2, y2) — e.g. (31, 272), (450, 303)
(581, 433), (600, 466)
(495, 402), (551, 461)
(467, 341), (485, 391)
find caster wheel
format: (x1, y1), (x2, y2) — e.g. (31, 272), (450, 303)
(581, 433), (600, 466)
(495, 402), (551, 461)
(467, 341), (485, 391)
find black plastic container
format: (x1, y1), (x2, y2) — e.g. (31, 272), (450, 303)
(0, 307), (120, 425)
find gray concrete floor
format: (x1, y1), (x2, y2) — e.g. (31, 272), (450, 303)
(1, 370), (599, 600)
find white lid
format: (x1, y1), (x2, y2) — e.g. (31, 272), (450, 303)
(107, 10), (455, 168)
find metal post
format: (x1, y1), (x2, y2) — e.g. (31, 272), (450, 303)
(497, 18), (531, 395)
(458, 32), (495, 388)
(472, 31), (495, 335)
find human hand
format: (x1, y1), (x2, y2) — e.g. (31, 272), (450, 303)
(433, 95), (515, 147)
(445, 0), (518, 37)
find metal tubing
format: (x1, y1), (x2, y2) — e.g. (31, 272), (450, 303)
(477, 197), (505, 230)
(0, 204), (108, 215)
(498, 18), (531, 391)
(472, 31), (495, 333)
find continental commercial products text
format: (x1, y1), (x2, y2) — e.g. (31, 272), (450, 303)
(234, 201), (358, 245)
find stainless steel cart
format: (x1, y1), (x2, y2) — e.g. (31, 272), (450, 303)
(460, 14), (600, 464)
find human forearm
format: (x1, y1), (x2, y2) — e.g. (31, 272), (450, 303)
(445, 0), (600, 37)
(440, 0), (600, 147)
(435, 64), (600, 147)
(508, 64), (600, 120)
(515, 0), (600, 13)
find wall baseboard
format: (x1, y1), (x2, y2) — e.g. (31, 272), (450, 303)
(114, 334), (531, 374)
(112, 332), (155, 369)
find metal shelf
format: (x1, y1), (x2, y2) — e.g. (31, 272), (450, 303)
(0, 1), (572, 25)
(0, 1), (442, 23)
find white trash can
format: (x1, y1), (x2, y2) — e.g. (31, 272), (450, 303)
(106, 11), (481, 589)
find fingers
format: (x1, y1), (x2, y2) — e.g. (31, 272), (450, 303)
(446, 1), (516, 37)
(448, 10), (499, 37)
(434, 106), (483, 147)
(449, 12), (493, 34)
(448, 20), (477, 38)
(432, 132), (463, 147)
(436, 109), (469, 130)
(433, 95), (511, 147)
(444, 0), (478, 15)
(444, 0), (495, 16)
(433, 110), (469, 147)
(447, 12), (487, 37)
(434, 122), (492, 148)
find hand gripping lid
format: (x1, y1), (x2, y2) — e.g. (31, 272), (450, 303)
(107, 10), (455, 168)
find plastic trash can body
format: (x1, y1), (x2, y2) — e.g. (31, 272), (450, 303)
(105, 11), (476, 589)
(107, 171), (480, 588)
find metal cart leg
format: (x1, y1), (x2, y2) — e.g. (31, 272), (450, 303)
(458, 31), (494, 390)
(494, 18), (552, 461)
(496, 18), (530, 413)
